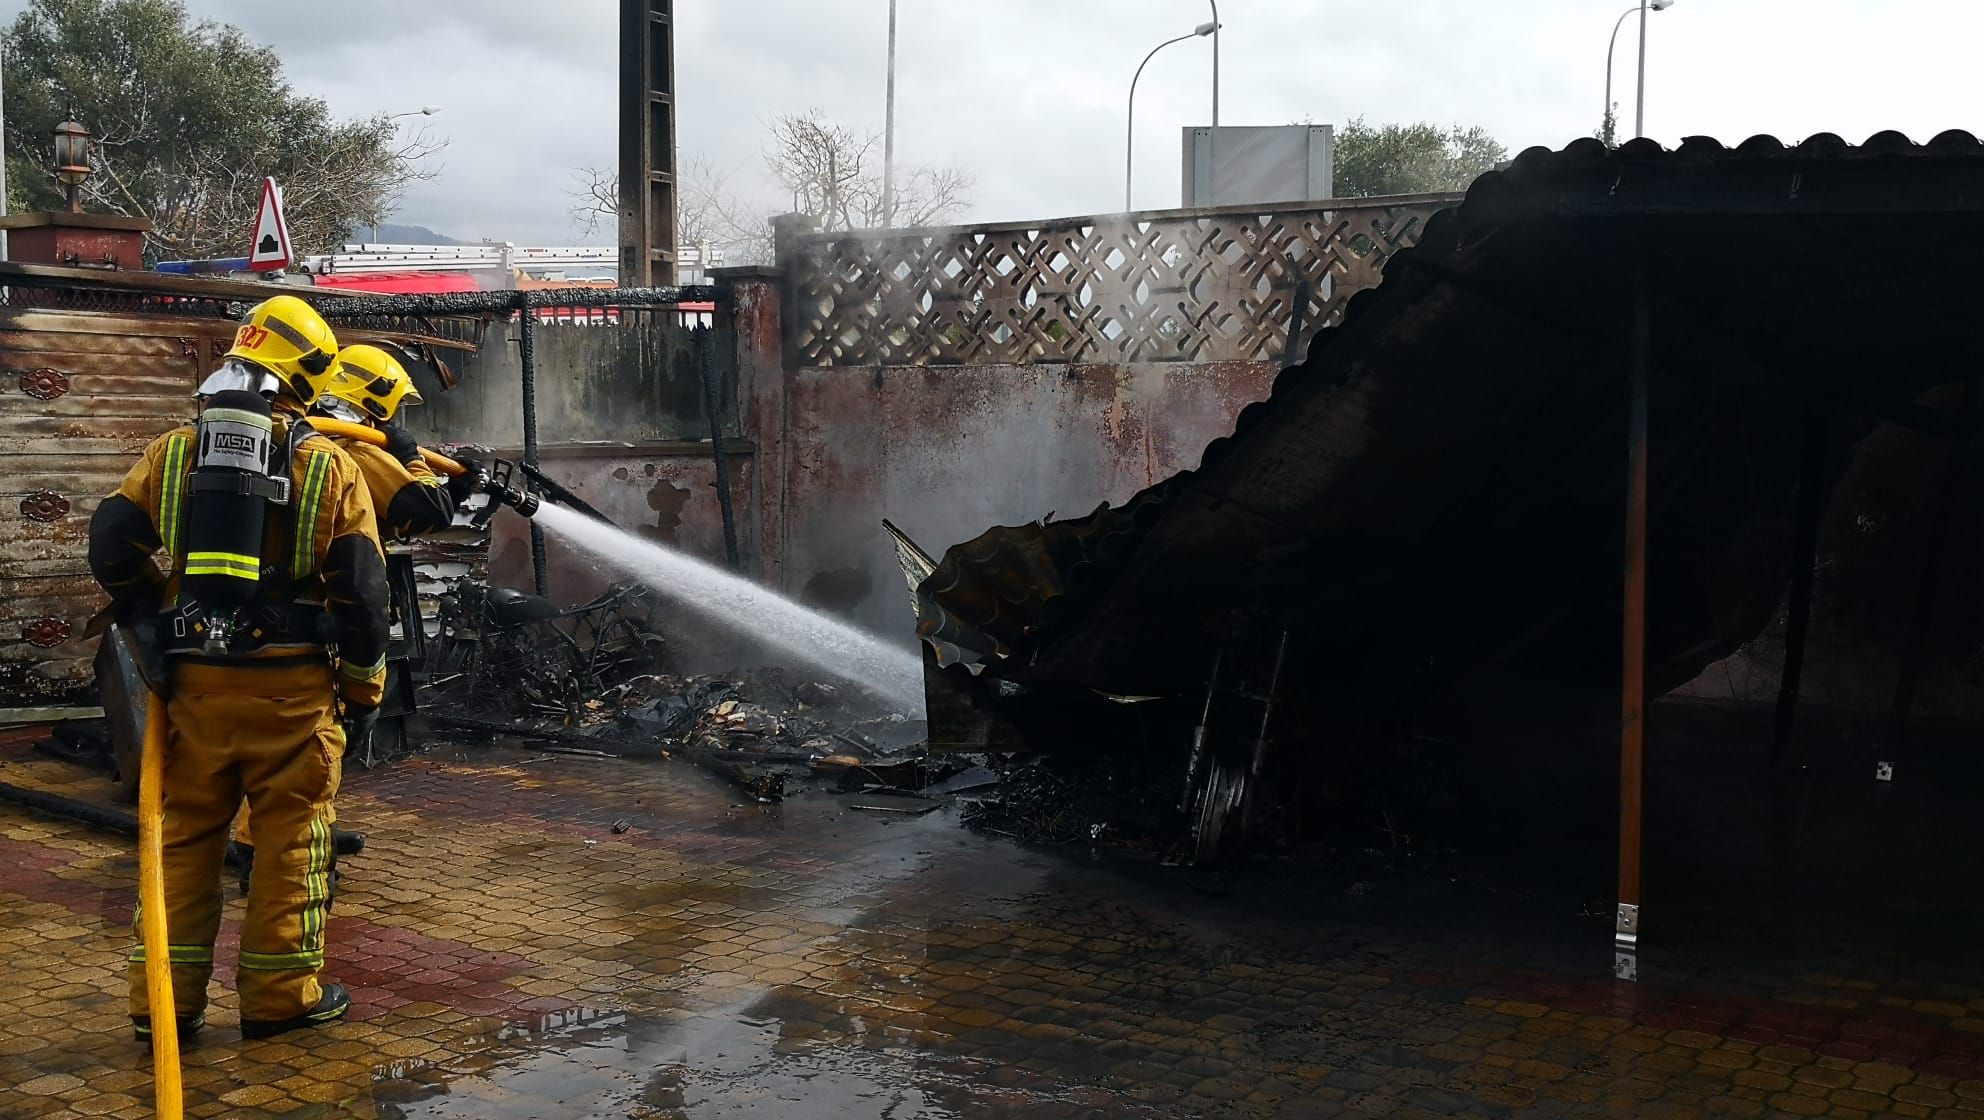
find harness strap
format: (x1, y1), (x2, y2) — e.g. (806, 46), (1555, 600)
(160, 413), (338, 653)
(188, 472), (291, 503)
(161, 601), (328, 656)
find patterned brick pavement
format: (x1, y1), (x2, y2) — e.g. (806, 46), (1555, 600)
(1, 735), (1982, 1119)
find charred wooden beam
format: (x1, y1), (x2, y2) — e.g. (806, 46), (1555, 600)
(312, 286), (719, 319)
(1772, 407), (1831, 765)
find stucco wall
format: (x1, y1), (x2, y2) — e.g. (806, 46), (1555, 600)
(405, 315), (735, 450)
(403, 311), (753, 617)
(775, 360), (1278, 642)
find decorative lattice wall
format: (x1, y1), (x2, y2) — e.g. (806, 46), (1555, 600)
(780, 195), (1457, 367)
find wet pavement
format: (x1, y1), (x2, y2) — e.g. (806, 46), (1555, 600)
(2, 718), (1984, 1119)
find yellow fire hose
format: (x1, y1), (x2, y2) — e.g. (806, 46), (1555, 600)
(307, 417), (467, 477)
(138, 694), (183, 1119)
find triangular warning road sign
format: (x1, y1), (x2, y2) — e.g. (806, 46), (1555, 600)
(247, 177), (294, 272)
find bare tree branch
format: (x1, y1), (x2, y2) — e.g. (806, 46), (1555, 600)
(566, 165), (619, 240)
(764, 110), (970, 231)
(565, 154), (777, 264)
(563, 111), (974, 272)
(891, 164), (976, 229)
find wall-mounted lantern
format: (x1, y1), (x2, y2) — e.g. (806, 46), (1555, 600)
(53, 119), (92, 213)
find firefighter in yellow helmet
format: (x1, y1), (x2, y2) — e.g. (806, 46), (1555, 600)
(316, 343), (473, 537)
(88, 293), (387, 1041)
(227, 344), (465, 884)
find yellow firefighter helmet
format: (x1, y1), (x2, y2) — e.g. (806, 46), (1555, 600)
(223, 294), (339, 404)
(323, 344), (422, 423)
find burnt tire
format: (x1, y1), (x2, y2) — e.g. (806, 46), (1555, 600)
(1191, 755), (1249, 867)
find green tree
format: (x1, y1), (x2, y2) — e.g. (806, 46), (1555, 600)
(2, 0), (441, 261)
(1330, 118), (1507, 198)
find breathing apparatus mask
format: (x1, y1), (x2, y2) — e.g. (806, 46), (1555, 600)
(314, 394), (371, 425)
(194, 358), (282, 401)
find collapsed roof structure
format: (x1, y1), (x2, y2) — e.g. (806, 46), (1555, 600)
(921, 130), (1984, 701)
(914, 132), (1984, 905)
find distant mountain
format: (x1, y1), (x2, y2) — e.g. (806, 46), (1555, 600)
(372, 222), (465, 245)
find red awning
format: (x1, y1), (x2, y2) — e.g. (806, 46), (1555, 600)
(310, 271), (482, 294)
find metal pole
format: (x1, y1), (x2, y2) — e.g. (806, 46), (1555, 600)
(1208, 0), (1219, 127)
(1, 40), (9, 261)
(1240, 630), (1291, 833)
(1207, 0), (1220, 204)
(697, 326), (742, 570)
(882, 0), (897, 227)
(1633, 0), (1649, 139)
(1615, 262), (1650, 982)
(1278, 276), (1311, 371)
(1124, 81), (1134, 212)
(1772, 408), (1829, 765)
(1604, 6), (1634, 143)
(1126, 32), (1195, 212)
(517, 295), (548, 596)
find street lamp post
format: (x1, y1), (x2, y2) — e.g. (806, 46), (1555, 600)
(0, 41), (9, 261)
(1125, 21), (1219, 212)
(883, 0), (898, 227)
(1207, 0), (1220, 128)
(374, 106), (445, 240)
(1206, 0), (1221, 205)
(1604, 1), (1671, 142)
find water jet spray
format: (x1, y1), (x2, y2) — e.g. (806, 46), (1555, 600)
(530, 503), (925, 713)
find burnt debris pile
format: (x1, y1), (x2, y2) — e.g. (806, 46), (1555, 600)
(430, 664), (964, 804)
(601, 669), (933, 802)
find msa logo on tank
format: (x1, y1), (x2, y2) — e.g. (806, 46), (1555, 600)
(199, 416), (272, 473)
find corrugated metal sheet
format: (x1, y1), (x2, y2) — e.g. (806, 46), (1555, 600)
(0, 308), (218, 703)
(0, 264), (487, 707)
(916, 130), (1984, 703)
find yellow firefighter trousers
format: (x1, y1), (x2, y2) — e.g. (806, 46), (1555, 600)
(129, 660), (344, 1023)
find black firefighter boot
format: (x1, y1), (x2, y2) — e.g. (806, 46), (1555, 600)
(132, 1010), (206, 1044)
(240, 983), (351, 1040)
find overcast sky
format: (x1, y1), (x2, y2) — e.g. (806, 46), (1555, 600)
(8, 1), (1981, 246)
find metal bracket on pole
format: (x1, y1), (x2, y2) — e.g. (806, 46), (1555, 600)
(1613, 902), (1640, 981)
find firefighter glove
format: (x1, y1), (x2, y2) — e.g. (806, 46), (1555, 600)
(341, 704), (379, 759)
(445, 457), (483, 504)
(380, 423), (420, 465)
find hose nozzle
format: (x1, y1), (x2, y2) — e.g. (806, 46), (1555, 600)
(507, 489), (541, 518)
(466, 459), (540, 529)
